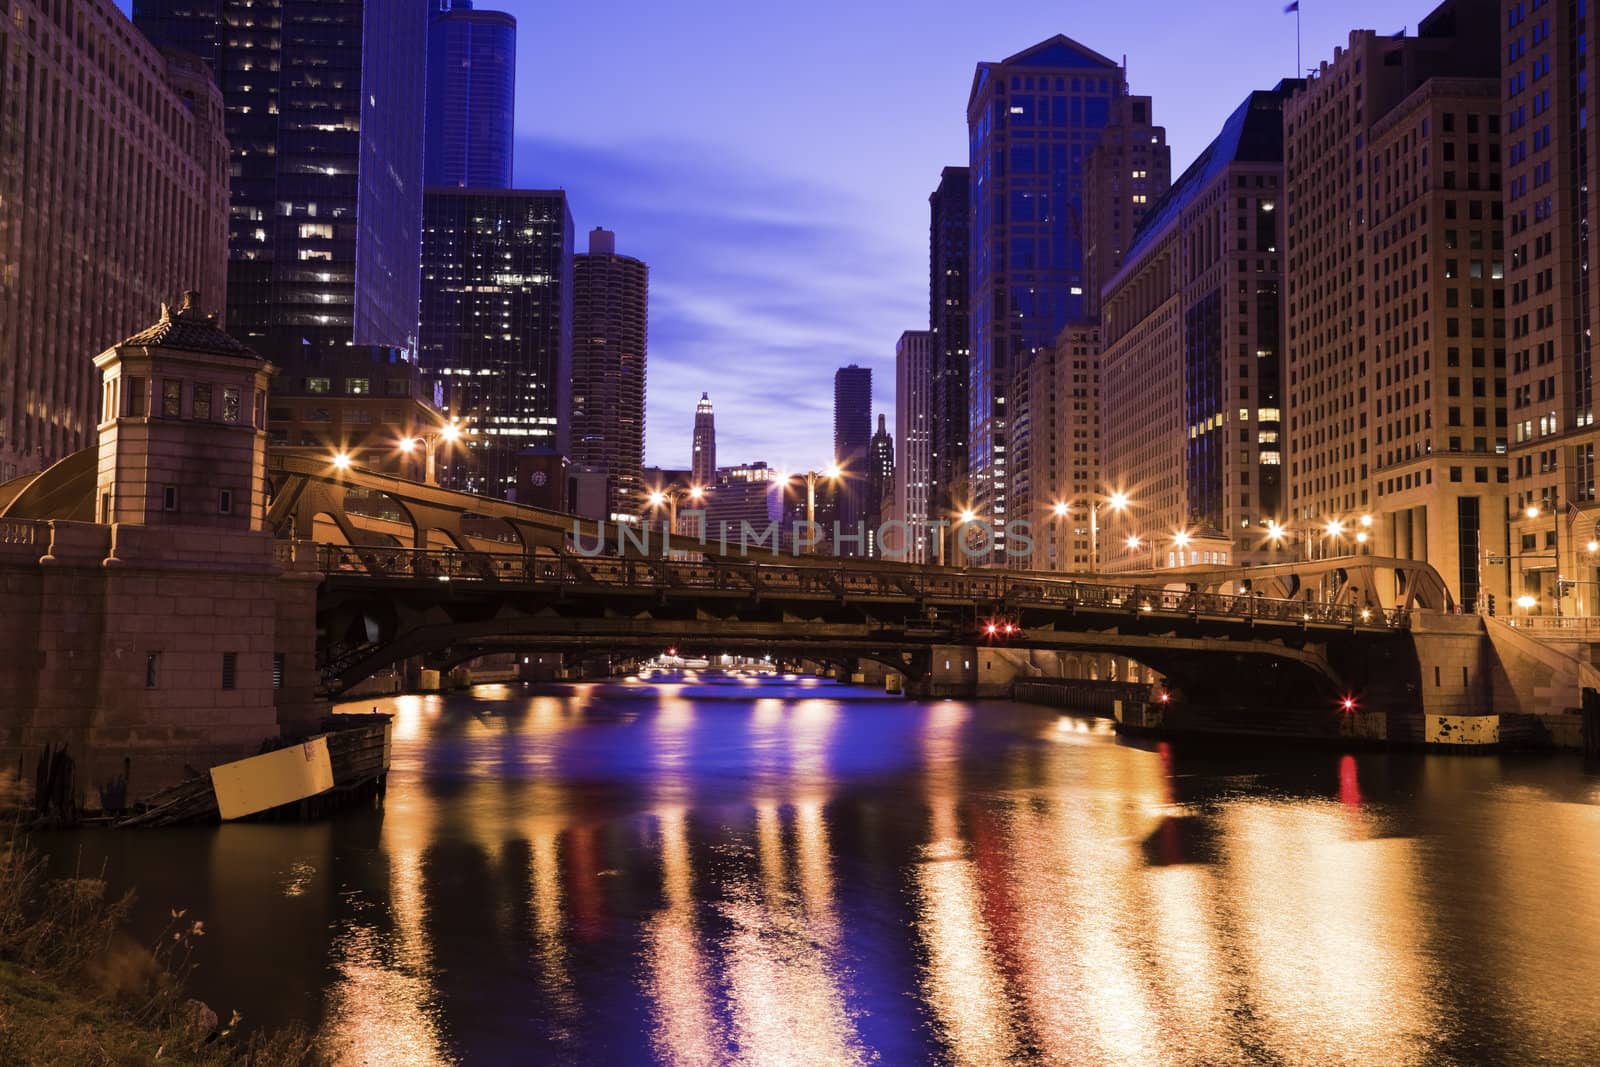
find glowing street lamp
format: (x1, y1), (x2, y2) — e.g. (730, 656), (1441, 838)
(645, 484), (707, 533)
(399, 417), (467, 485)
(330, 450), (352, 471)
(1055, 491), (1131, 576)
(1125, 534), (1142, 550)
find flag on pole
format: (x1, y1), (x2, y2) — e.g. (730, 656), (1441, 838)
(1284, 2), (1299, 11)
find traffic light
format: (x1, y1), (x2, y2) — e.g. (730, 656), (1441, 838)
(1487, 593), (1496, 617)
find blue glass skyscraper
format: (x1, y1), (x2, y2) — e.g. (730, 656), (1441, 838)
(133, 0), (428, 358)
(425, 0), (517, 188)
(965, 36), (1131, 555)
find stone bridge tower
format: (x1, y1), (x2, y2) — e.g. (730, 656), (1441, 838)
(93, 291), (273, 529)
(0, 293), (325, 807)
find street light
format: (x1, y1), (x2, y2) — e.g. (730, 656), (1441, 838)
(1053, 491), (1131, 576)
(776, 465), (843, 553)
(399, 418), (466, 485)
(1524, 500), (1565, 616)
(645, 484), (706, 535)
(331, 450), (352, 471)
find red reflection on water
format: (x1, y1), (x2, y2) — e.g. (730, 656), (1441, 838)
(1339, 754), (1362, 808)
(565, 824), (606, 939)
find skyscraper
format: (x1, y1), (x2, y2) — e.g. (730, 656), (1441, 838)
(1503, 0), (1594, 614)
(867, 414), (895, 556)
(425, 0), (517, 189)
(133, 0), (428, 359)
(834, 364), (873, 541)
(1082, 94), (1171, 318)
(571, 228), (649, 521)
(1284, 1), (1503, 607)
(0, 0), (229, 480)
(928, 166), (971, 532)
(692, 394), (716, 488)
(1100, 85), (1296, 572)
(966, 36), (1137, 558)
(895, 330), (933, 562)
(419, 188), (573, 497)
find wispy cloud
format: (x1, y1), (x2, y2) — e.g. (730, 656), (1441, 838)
(516, 135), (922, 468)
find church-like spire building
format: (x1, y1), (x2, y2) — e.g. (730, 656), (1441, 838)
(691, 393), (716, 488)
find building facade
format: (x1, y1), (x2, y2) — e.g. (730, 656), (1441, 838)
(1284, 0), (1502, 605)
(966, 36), (1136, 557)
(1502, 0), (1600, 615)
(425, 0), (517, 189)
(1100, 86), (1295, 572)
(419, 188), (573, 497)
(894, 330), (933, 562)
(1283, 3), (1497, 525)
(1024, 322), (1101, 571)
(833, 364), (873, 542)
(1365, 74), (1508, 611)
(266, 344), (443, 479)
(571, 228), (649, 521)
(0, 0), (229, 479)
(134, 0), (428, 359)
(928, 166), (971, 530)
(691, 393), (716, 488)
(1083, 94), (1171, 319)
(867, 414), (895, 556)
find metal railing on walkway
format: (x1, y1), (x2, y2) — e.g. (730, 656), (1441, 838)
(312, 544), (1407, 630)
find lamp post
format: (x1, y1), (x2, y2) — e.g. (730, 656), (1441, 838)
(647, 484), (705, 537)
(1052, 491), (1129, 575)
(1524, 497), (1564, 616)
(776, 465), (841, 553)
(399, 418), (465, 485)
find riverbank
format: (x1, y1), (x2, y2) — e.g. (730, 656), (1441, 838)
(0, 835), (315, 1066)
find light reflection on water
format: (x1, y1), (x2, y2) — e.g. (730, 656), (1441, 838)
(43, 674), (1600, 1065)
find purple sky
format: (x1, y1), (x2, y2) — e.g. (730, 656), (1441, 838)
(117, 0), (1442, 469)
(508, 0), (1440, 469)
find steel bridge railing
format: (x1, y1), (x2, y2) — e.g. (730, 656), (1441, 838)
(312, 544), (1408, 630)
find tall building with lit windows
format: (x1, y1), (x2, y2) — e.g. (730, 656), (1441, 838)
(1083, 94), (1171, 319)
(1283, 0), (1501, 607)
(1026, 323), (1100, 571)
(928, 166), (971, 529)
(571, 228), (648, 520)
(1503, 0), (1600, 615)
(895, 330), (933, 562)
(691, 393), (716, 488)
(425, 0), (516, 189)
(966, 36), (1146, 560)
(134, 0), (428, 358)
(1283, 2), (1497, 527)
(1100, 85), (1296, 572)
(418, 188), (573, 497)
(0, 0), (229, 479)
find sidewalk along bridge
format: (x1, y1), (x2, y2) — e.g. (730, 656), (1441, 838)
(305, 542), (1420, 707)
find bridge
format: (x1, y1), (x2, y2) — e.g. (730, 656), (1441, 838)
(269, 455), (1422, 710)
(0, 301), (1574, 810)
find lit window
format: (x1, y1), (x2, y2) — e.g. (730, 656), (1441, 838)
(306, 377), (331, 394)
(223, 387), (241, 424)
(298, 223), (333, 239)
(345, 378), (370, 395)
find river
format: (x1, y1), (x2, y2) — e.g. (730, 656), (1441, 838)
(43, 672), (1600, 1065)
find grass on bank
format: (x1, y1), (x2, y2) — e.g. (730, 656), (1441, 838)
(0, 833), (317, 1066)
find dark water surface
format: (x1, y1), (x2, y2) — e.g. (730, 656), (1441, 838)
(44, 673), (1600, 1065)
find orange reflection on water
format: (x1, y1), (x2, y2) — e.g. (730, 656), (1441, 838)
(720, 800), (867, 1066)
(911, 700), (1027, 1065)
(317, 784), (454, 1066)
(1218, 801), (1432, 1063)
(642, 809), (724, 1066)
(999, 744), (1166, 1065)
